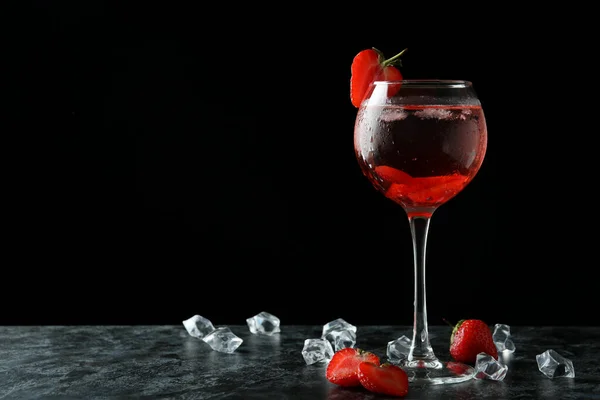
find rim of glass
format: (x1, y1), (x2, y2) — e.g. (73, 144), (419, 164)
(372, 79), (471, 88)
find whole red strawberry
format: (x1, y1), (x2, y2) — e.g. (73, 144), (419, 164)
(326, 348), (380, 387)
(449, 319), (498, 364)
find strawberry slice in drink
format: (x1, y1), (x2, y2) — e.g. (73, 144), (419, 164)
(411, 173), (468, 189)
(409, 173), (469, 203)
(374, 165), (413, 184)
(386, 173), (469, 206)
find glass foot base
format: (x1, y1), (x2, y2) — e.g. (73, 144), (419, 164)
(399, 359), (475, 385)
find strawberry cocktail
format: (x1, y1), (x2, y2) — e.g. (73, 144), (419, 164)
(352, 49), (488, 385)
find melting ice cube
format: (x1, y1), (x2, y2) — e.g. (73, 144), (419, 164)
(182, 314), (215, 339)
(246, 311), (281, 336)
(302, 338), (334, 365)
(536, 349), (575, 378)
(202, 327), (243, 354)
(474, 352), (508, 381)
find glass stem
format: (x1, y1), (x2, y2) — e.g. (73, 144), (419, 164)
(407, 215), (438, 363)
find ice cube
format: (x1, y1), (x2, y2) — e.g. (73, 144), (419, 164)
(536, 349), (575, 378)
(330, 329), (356, 351)
(302, 338), (334, 365)
(493, 323), (510, 336)
(202, 327), (243, 354)
(387, 335), (412, 364)
(474, 352), (508, 381)
(182, 314), (215, 339)
(493, 323), (515, 353)
(246, 311), (281, 336)
(322, 318), (357, 342)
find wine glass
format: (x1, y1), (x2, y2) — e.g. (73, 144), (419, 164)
(353, 79), (488, 385)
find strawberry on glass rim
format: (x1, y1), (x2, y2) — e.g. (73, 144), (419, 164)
(350, 47), (407, 108)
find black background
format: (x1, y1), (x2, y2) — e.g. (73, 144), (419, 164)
(3, 3), (597, 327)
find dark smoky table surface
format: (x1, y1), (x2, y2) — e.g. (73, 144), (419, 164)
(0, 325), (598, 399)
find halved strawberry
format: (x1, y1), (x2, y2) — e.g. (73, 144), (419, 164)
(357, 361), (409, 397)
(325, 348), (381, 387)
(350, 47), (407, 108)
